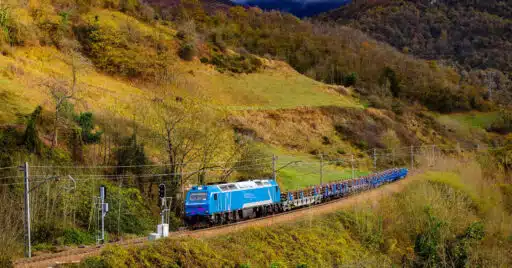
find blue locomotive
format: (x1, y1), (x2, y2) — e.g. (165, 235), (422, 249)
(184, 179), (281, 226)
(184, 168), (408, 227)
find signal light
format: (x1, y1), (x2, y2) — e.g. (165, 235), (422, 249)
(159, 184), (166, 198)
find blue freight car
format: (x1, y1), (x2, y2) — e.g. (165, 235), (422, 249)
(184, 179), (281, 226)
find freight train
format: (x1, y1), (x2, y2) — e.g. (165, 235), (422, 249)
(184, 168), (408, 227)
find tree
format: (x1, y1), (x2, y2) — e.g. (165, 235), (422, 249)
(380, 67), (401, 97)
(380, 129), (401, 150)
(114, 133), (149, 194)
(75, 112), (103, 144)
(45, 49), (89, 150)
(24, 106), (43, 154)
(151, 95), (233, 214)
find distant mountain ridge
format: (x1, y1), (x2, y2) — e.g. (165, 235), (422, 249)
(318, 0), (512, 73)
(146, 0), (351, 17)
(231, 0), (351, 18)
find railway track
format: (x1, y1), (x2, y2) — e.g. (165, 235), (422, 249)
(15, 171), (419, 268)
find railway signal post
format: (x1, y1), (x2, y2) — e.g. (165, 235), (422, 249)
(158, 184), (170, 238)
(96, 185), (108, 244)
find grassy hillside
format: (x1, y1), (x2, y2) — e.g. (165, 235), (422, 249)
(0, 19), (357, 125)
(268, 145), (370, 191)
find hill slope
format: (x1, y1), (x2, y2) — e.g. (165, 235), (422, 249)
(319, 0), (512, 74)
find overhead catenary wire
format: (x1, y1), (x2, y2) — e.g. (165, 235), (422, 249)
(0, 166), (18, 170)
(0, 175), (24, 181)
(2, 143), (504, 187)
(28, 157), (274, 169)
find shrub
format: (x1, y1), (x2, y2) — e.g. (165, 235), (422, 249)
(209, 52), (262, 74)
(75, 112), (103, 144)
(342, 72), (357, 87)
(24, 106), (43, 154)
(367, 95), (391, 110)
(211, 32), (226, 52)
(176, 30), (186, 40)
(379, 67), (401, 97)
(0, 255), (13, 268)
(414, 207), (445, 266)
(75, 11), (175, 80)
(32, 221), (63, 245)
(179, 43), (196, 61)
(62, 228), (95, 245)
(487, 110), (512, 134)
(391, 101), (404, 115)
(114, 134), (148, 176)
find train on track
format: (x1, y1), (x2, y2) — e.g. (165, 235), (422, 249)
(184, 168), (408, 227)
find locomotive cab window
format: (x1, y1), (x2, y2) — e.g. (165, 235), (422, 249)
(227, 184), (237, 190)
(189, 192), (207, 201)
(219, 185), (229, 191)
(213, 193), (218, 200)
(255, 181), (263, 186)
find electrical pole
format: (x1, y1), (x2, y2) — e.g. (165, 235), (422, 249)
(117, 179), (122, 238)
(319, 154), (323, 185)
(410, 145), (414, 170)
(272, 155), (277, 181)
(22, 162), (31, 258)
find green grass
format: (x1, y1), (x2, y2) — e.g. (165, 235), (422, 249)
(266, 146), (370, 191)
(83, 211), (390, 268)
(437, 111), (498, 138)
(438, 112), (499, 130)
(189, 60), (361, 110)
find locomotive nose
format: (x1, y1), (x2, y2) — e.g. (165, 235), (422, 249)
(185, 203), (209, 216)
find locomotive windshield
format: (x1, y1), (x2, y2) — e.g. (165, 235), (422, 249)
(189, 192), (207, 201)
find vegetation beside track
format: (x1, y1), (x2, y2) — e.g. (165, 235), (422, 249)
(79, 159), (512, 267)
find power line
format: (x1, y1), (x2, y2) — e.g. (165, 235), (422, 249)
(0, 166), (18, 170)
(29, 157), (274, 169)
(0, 175), (23, 181)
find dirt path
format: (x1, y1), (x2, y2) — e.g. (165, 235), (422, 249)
(15, 172), (420, 268)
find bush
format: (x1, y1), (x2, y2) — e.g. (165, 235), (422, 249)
(0, 255), (13, 268)
(414, 207), (445, 266)
(209, 52), (262, 74)
(176, 30), (186, 40)
(75, 112), (103, 144)
(23, 106), (43, 154)
(487, 110), (512, 134)
(63, 228), (95, 245)
(75, 11), (175, 80)
(179, 43), (196, 61)
(32, 221), (63, 245)
(367, 95), (391, 110)
(342, 72), (357, 87)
